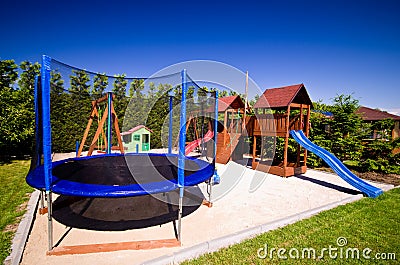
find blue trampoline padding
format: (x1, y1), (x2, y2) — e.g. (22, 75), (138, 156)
(26, 153), (214, 198)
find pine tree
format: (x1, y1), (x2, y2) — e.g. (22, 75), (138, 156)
(69, 69), (90, 97)
(92, 73), (108, 99)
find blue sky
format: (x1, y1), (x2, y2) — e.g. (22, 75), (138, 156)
(2, 0), (400, 114)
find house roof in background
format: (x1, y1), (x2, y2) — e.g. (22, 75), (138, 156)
(356, 106), (400, 121)
(254, 83), (313, 109)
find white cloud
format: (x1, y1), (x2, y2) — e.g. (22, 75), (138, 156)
(382, 108), (400, 116)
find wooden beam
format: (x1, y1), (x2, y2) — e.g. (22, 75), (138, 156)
(296, 104), (304, 166)
(243, 71), (248, 132)
(252, 136), (257, 165)
(283, 105), (291, 177)
(303, 105), (311, 166)
(305, 105), (311, 137)
(230, 109), (234, 133)
(94, 94), (109, 104)
(77, 103), (98, 157)
(300, 104), (304, 130)
(39, 207), (48, 215)
(223, 110), (228, 144)
(88, 106), (109, 156)
(47, 239), (180, 256)
(289, 103), (303, 108)
(202, 199), (213, 208)
(110, 101), (124, 154)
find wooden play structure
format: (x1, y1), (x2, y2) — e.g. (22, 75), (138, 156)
(184, 85), (313, 178)
(77, 92), (124, 157)
(250, 84), (313, 177)
(185, 95), (248, 163)
(214, 95), (246, 163)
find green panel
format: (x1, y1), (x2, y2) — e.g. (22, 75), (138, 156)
(142, 143), (150, 151)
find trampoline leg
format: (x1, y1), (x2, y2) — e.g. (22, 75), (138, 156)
(40, 190), (44, 209)
(177, 188), (184, 243)
(208, 179), (213, 203)
(39, 190), (48, 215)
(47, 191), (53, 251)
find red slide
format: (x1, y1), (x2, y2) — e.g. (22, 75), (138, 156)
(185, 130), (214, 155)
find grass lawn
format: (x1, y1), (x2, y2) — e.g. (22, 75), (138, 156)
(0, 160), (33, 263)
(183, 188), (399, 264)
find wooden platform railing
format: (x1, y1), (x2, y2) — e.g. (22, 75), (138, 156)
(248, 114), (306, 137)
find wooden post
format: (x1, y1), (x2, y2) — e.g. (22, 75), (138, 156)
(296, 104), (304, 166)
(193, 117), (199, 141)
(77, 102), (97, 157)
(303, 105), (311, 166)
(88, 106), (109, 156)
(243, 71), (248, 132)
(283, 105), (291, 177)
(252, 136), (257, 165)
(223, 110), (228, 144)
(110, 101), (124, 154)
(230, 109), (235, 132)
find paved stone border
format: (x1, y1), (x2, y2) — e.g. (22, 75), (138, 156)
(141, 194), (368, 265)
(4, 190), (40, 265)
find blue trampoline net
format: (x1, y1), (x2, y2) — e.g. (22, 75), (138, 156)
(27, 56), (217, 197)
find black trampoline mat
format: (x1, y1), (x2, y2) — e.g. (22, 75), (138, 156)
(52, 188), (204, 231)
(53, 155), (200, 186)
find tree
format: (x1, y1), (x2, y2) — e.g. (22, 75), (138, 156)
(0, 60), (19, 158)
(308, 101), (334, 167)
(50, 70), (72, 152)
(128, 79), (144, 98)
(112, 74), (128, 132)
(308, 94), (366, 167)
(92, 73), (108, 99)
(112, 74), (127, 101)
(328, 94), (365, 161)
(69, 69), (90, 97)
(50, 71), (64, 95)
(124, 79), (146, 130)
(219, 89), (228, 97)
(371, 118), (394, 140)
(0, 61), (39, 157)
(14, 61), (40, 153)
(65, 70), (92, 151)
(0, 60), (18, 91)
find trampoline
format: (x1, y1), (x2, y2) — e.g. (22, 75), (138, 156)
(27, 153), (214, 197)
(27, 55), (219, 253)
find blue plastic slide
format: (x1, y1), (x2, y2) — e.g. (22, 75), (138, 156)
(290, 130), (383, 198)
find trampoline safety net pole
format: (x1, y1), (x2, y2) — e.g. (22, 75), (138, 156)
(107, 92), (112, 154)
(177, 69), (187, 242)
(34, 75), (41, 168)
(41, 55), (54, 251)
(168, 96), (173, 154)
(210, 90), (219, 203)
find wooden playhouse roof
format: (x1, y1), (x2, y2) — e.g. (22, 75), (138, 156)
(218, 95), (245, 112)
(356, 106), (400, 121)
(121, 125), (153, 135)
(254, 83), (313, 109)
